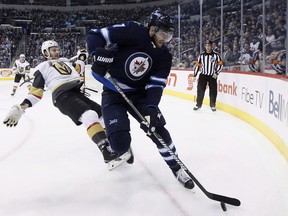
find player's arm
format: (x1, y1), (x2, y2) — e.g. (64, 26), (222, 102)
(25, 70), (45, 107)
(24, 64), (31, 80)
(3, 98), (30, 127)
(145, 51), (172, 107)
(141, 76), (167, 134)
(194, 54), (202, 76)
(145, 75), (166, 107)
(25, 64), (31, 73)
(74, 62), (81, 74)
(86, 21), (142, 54)
(85, 29), (107, 54)
(12, 62), (19, 74)
(140, 53), (172, 133)
(215, 54), (223, 75)
(3, 70), (45, 127)
(86, 28), (114, 77)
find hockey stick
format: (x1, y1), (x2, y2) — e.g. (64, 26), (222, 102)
(85, 87), (98, 93)
(69, 55), (78, 62)
(20, 77), (34, 87)
(104, 72), (241, 208)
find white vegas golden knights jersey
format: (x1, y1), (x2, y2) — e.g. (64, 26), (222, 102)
(36, 58), (80, 91)
(26, 58), (82, 106)
(12, 60), (30, 74)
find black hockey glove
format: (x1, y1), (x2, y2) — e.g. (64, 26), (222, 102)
(91, 47), (114, 77)
(140, 106), (166, 135)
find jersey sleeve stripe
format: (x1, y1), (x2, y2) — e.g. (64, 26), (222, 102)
(145, 84), (164, 90)
(100, 28), (111, 46)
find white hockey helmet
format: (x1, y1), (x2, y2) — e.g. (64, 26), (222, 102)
(41, 40), (59, 58)
(19, 54), (25, 62)
(77, 48), (88, 61)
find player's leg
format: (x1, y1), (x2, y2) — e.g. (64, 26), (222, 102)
(129, 102), (194, 189)
(101, 90), (132, 155)
(11, 74), (22, 96)
(54, 90), (118, 163)
(194, 74), (207, 109)
(78, 92), (127, 163)
(144, 125), (194, 189)
(208, 77), (217, 111)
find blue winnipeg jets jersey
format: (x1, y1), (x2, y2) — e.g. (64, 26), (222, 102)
(86, 21), (172, 93)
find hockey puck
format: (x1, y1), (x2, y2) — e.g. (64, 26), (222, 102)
(220, 202), (227, 211)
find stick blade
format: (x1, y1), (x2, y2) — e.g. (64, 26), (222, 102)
(210, 194), (241, 206)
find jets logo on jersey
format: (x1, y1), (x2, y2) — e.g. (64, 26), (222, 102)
(125, 52), (152, 80)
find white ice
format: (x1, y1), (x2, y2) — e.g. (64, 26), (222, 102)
(0, 80), (288, 216)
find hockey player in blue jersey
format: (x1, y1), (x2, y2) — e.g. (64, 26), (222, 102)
(86, 10), (194, 189)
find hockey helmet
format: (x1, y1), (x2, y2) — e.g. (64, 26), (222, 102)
(41, 40), (59, 58)
(148, 10), (174, 32)
(19, 54), (25, 62)
(77, 48), (88, 61)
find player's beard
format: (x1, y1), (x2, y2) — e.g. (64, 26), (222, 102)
(51, 53), (60, 60)
(153, 38), (165, 48)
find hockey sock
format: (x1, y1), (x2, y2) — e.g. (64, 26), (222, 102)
(156, 142), (180, 172)
(87, 122), (109, 149)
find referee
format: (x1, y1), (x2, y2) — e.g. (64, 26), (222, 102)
(193, 40), (223, 112)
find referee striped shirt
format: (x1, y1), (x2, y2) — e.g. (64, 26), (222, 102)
(194, 51), (223, 76)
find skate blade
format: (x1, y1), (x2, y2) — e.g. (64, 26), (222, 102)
(107, 150), (132, 171)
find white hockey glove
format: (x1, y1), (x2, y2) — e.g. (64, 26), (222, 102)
(12, 68), (19, 75)
(3, 105), (25, 127)
(25, 73), (30, 81)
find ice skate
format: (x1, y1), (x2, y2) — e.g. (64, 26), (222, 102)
(101, 145), (119, 163)
(173, 168), (194, 189)
(98, 140), (133, 170)
(107, 149), (133, 171)
(211, 107), (216, 112)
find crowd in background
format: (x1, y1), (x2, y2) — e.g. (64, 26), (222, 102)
(0, 29), (22, 68)
(0, 0), (287, 75)
(168, 0), (286, 74)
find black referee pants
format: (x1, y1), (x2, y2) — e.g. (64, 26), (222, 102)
(196, 74), (217, 108)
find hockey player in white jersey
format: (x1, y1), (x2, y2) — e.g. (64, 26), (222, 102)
(3, 40), (131, 169)
(11, 54), (31, 96)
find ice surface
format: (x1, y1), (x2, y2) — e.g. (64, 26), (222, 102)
(0, 80), (288, 216)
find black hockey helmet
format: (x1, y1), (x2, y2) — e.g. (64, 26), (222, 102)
(148, 10), (174, 32)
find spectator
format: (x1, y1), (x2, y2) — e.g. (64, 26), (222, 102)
(222, 43), (233, 65)
(250, 36), (261, 53)
(229, 44), (241, 63)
